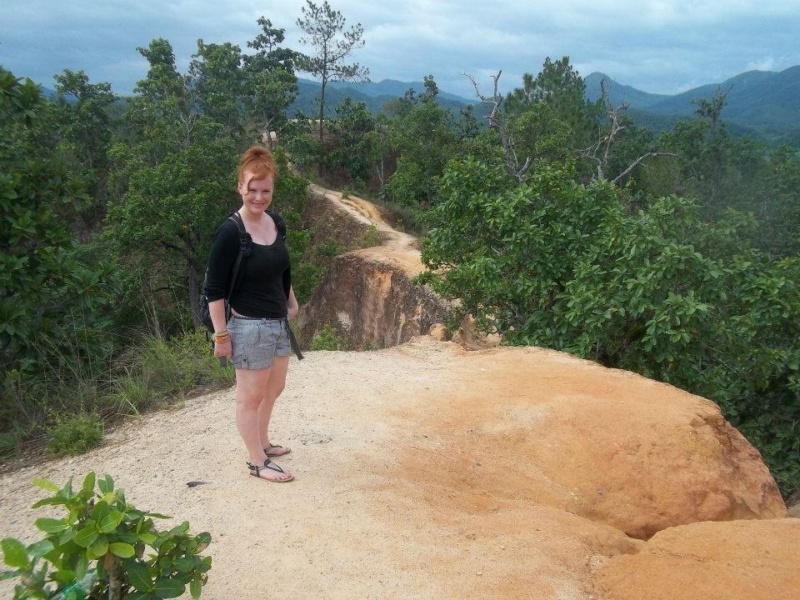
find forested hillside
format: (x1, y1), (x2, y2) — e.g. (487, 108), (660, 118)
(585, 67), (800, 146)
(1, 2), (798, 509)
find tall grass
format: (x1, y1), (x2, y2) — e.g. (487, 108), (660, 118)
(1, 330), (234, 460)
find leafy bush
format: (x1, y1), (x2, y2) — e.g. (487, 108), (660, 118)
(48, 412), (104, 456)
(0, 473), (211, 600)
(310, 325), (350, 351)
(316, 241), (342, 257)
(359, 225), (381, 248)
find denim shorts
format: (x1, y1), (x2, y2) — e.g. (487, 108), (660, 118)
(228, 315), (291, 370)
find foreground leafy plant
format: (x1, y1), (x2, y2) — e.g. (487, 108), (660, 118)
(1, 472), (211, 599)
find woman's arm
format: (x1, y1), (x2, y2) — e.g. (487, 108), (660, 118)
(287, 286), (299, 320)
(209, 299), (231, 359)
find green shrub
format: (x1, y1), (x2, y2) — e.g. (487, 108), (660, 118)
(0, 472), (211, 600)
(48, 412), (103, 455)
(310, 325), (350, 351)
(359, 225), (381, 248)
(101, 374), (152, 417)
(316, 240), (342, 257)
(106, 331), (233, 416)
(0, 432), (19, 458)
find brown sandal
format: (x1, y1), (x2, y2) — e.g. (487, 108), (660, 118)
(247, 459), (294, 483)
(264, 443), (291, 457)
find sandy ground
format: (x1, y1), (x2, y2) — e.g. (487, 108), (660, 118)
(1, 338), (605, 600)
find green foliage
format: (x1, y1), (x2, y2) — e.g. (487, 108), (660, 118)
(359, 225), (381, 248)
(1, 68), (122, 438)
(242, 16), (300, 140)
(48, 412), (104, 456)
(316, 240), (343, 256)
(52, 69), (117, 218)
(503, 57), (604, 182)
(0, 473), (211, 600)
(327, 98), (376, 183)
(385, 86), (462, 206)
(102, 331), (234, 417)
(309, 324), (349, 351)
(0, 432), (19, 458)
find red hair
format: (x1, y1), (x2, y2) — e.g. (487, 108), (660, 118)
(238, 145), (277, 183)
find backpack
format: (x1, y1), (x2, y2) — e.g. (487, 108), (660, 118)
(199, 210), (303, 359)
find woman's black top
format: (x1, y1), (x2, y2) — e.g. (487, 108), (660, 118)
(205, 216), (290, 319)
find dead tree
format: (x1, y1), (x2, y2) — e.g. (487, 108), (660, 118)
(463, 70), (531, 183)
(583, 78), (674, 185)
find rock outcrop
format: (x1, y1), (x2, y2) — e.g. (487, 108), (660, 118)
(294, 185), (450, 349)
(594, 519), (800, 600)
(394, 345), (786, 541)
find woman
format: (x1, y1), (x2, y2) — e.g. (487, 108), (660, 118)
(205, 146), (299, 483)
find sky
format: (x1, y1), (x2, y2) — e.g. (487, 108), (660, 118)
(2, 0), (799, 100)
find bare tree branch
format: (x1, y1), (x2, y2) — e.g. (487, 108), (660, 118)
(583, 77), (676, 185)
(463, 70), (531, 183)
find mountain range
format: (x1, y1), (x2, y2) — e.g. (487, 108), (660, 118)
(293, 66), (800, 147)
(289, 78), (477, 117)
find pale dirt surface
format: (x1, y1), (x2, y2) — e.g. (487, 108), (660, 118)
(0, 338), (617, 600)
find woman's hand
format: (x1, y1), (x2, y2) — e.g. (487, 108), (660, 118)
(213, 337), (232, 361)
(287, 286), (299, 320)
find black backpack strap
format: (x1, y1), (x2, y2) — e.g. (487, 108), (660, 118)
(268, 210), (292, 299)
(267, 210), (303, 360)
(225, 211), (251, 307)
(268, 210), (287, 241)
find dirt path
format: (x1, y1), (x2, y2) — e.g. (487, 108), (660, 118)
(308, 184), (426, 276)
(0, 338), (603, 600)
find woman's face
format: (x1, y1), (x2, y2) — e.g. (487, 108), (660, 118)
(238, 171), (274, 215)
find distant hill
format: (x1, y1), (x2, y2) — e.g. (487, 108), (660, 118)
(288, 78), (479, 118)
(585, 67), (800, 146)
(324, 79), (476, 105)
(292, 69), (799, 147)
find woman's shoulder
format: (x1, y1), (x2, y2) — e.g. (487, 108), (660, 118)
(210, 214), (244, 248)
(217, 213), (243, 234)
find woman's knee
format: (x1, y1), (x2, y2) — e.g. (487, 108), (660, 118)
(236, 389), (263, 409)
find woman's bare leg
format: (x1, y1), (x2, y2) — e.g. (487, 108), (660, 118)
(236, 366), (292, 481)
(257, 355), (290, 453)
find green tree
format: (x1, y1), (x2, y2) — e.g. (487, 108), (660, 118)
(295, 0), (369, 151)
(52, 69), (117, 222)
(191, 40), (246, 136)
(242, 16), (300, 146)
(504, 57), (604, 181)
(327, 97), (375, 186)
(105, 39), (240, 331)
(1, 69), (119, 431)
(658, 90), (736, 213)
(384, 76), (462, 207)
(758, 145), (800, 257)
